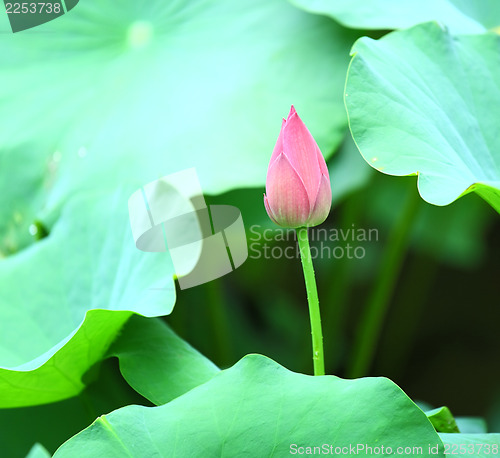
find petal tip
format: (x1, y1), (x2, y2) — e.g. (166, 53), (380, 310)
(287, 105), (297, 121)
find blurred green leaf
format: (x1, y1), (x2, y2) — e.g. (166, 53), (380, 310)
(0, 191), (175, 407)
(288, 0), (500, 33)
(0, 147), (52, 257)
(456, 418), (489, 434)
(54, 355), (444, 457)
(329, 133), (374, 205)
(25, 444), (51, 458)
(0, 0), (359, 205)
(109, 315), (219, 405)
(345, 22), (500, 212)
(448, 0), (500, 30)
(427, 407), (460, 433)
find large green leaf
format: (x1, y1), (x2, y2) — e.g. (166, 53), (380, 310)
(345, 22), (500, 212)
(288, 0), (500, 33)
(0, 0), (358, 205)
(54, 355), (444, 457)
(0, 191), (175, 407)
(108, 315), (219, 406)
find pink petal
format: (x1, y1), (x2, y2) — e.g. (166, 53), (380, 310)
(263, 194), (279, 225)
(282, 108), (322, 206)
(307, 174), (332, 227)
(265, 153), (311, 228)
(316, 144), (330, 177)
(268, 118), (286, 167)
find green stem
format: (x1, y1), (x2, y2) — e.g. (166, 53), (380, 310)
(297, 227), (325, 376)
(347, 188), (420, 378)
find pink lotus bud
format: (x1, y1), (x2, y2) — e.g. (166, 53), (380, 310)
(264, 106), (332, 228)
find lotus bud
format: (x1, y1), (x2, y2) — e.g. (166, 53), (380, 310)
(264, 106), (332, 228)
